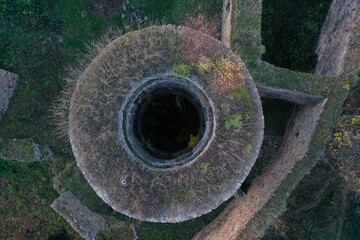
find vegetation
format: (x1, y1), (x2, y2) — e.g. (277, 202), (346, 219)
(0, 160), (78, 239)
(262, 0), (333, 72)
(172, 63), (191, 77)
(0, 0), (358, 239)
(225, 114), (245, 130)
(228, 86), (250, 99)
(200, 162), (212, 174)
(188, 134), (200, 149)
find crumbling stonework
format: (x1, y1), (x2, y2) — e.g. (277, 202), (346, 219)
(0, 138), (53, 162)
(51, 192), (107, 240)
(0, 68), (17, 120)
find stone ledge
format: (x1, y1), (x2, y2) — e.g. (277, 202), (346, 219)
(51, 192), (107, 240)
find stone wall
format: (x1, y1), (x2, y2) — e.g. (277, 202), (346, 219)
(193, 0), (358, 239)
(315, 0), (360, 77)
(51, 192), (107, 240)
(194, 91), (327, 240)
(0, 68), (17, 119)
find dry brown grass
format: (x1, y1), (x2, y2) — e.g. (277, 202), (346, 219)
(183, 13), (220, 39)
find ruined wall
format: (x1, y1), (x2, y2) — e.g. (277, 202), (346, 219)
(51, 192), (107, 240)
(315, 0), (360, 77)
(194, 0), (359, 239)
(221, 0), (232, 47)
(194, 91), (327, 240)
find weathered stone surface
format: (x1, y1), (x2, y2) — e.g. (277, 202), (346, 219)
(221, 0), (232, 47)
(193, 95), (327, 240)
(194, 0), (359, 239)
(0, 68), (18, 119)
(0, 138), (53, 162)
(256, 84), (324, 105)
(51, 192), (107, 240)
(315, 0), (360, 76)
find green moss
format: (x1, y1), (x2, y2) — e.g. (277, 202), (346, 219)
(0, 138), (35, 161)
(228, 86), (250, 99)
(129, 145), (141, 159)
(258, 45), (266, 56)
(174, 186), (188, 202)
(225, 114), (247, 130)
(246, 144), (253, 153)
(154, 171), (163, 182)
(188, 134), (200, 149)
(22, 141), (35, 157)
(347, 73), (359, 84)
(53, 161), (110, 214)
(162, 195), (172, 206)
(168, 35), (178, 46)
(125, 138), (141, 159)
(172, 63), (191, 77)
(96, 225), (133, 240)
(200, 162), (212, 174)
(231, 0), (262, 59)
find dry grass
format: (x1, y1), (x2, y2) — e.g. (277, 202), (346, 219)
(183, 13), (220, 39)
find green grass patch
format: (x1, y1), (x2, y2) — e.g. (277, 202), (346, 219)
(53, 161), (113, 214)
(200, 162), (212, 174)
(172, 63), (191, 77)
(0, 160), (78, 239)
(228, 86), (250, 99)
(225, 114), (250, 130)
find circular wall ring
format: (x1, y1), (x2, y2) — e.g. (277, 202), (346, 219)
(120, 75), (215, 169)
(69, 25), (264, 222)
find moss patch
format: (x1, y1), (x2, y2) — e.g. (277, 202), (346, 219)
(172, 63), (191, 77)
(228, 86), (250, 99)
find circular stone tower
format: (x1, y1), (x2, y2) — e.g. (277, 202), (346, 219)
(68, 25), (264, 222)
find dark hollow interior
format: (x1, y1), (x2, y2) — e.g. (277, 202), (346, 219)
(135, 93), (202, 158)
